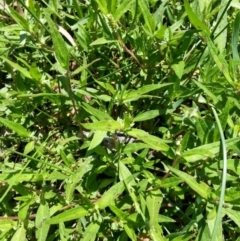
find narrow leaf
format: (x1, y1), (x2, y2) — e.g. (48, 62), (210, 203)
(232, 12), (240, 61)
(96, 181), (125, 209)
(47, 206), (89, 224)
(10, 225), (26, 241)
(204, 34), (234, 86)
(90, 37), (117, 46)
(161, 177), (183, 188)
(95, 80), (116, 95)
(113, 0), (135, 21)
(138, 0), (155, 33)
(127, 129), (170, 153)
(94, 0), (108, 14)
(35, 202), (50, 241)
(214, 0), (228, 52)
(133, 110), (160, 122)
(184, 0), (210, 34)
(213, 98), (231, 142)
(46, 14), (69, 69)
(82, 102), (113, 121)
(119, 161), (144, 221)
(210, 159), (240, 175)
(149, 224), (167, 241)
(110, 206), (137, 241)
(0, 56), (31, 79)
(0, 117), (30, 138)
(66, 161), (93, 202)
(146, 189), (163, 226)
(123, 83), (172, 102)
(24, 141), (35, 155)
(123, 143), (149, 154)
(60, 149), (71, 167)
(71, 58), (101, 77)
(109, 205), (127, 220)
(81, 120), (122, 131)
(223, 208), (240, 227)
(168, 165), (211, 200)
(29, 63), (42, 81)
(193, 80), (219, 104)
(195, 118), (208, 144)
(18, 199), (32, 221)
(123, 223), (137, 241)
(81, 222), (100, 241)
(9, 7), (29, 31)
(181, 137), (240, 162)
(88, 130), (107, 150)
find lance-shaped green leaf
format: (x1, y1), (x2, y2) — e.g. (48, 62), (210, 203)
(133, 110), (160, 122)
(90, 37), (117, 46)
(204, 34), (234, 86)
(71, 58), (101, 77)
(232, 12), (240, 62)
(110, 205), (137, 241)
(94, 0), (108, 14)
(223, 208), (240, 228)
(146, 189), (163, 227)
(127, 129), (170, 153)
(119, 161), (144, 219)
(138, 0), (155, 33)
(181, 137), (240, 162)
(81, 222), (100, 241)
(9, 7), (29, 31)
(46, 14), (69, 69)
(149, 223), (167, 241)
(81, 120), (122, 131)
(66, 160), (93, 202)
(214, 0), (228, 52)
(96, 181), (125, 209)
(47, 206), (89, 224)
(184, 0), (210, 35)
(35, 201), (50, 241)
(168, 165), (212, 200)
(210, 159), (240, 175)
(113, 0), (135, 21)
(122, 83), (172, 102)
(193, 80), (219, 104)
(0, 117), (30, 138)
(82, 102), (113, 121)
(88, 130), (107, 150)
(0, 56), (31, 79)
(10, 225), (26, 241)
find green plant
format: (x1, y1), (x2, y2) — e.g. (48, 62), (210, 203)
(0, 0), (240, 240)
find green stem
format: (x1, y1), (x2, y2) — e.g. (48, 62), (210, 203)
(210, 106), (227, 241)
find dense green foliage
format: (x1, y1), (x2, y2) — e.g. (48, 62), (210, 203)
(0, 0), (240, 240)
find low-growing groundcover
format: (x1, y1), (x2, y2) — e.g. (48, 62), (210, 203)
(0, 0), (240, 240)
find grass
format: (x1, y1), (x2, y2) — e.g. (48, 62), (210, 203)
(0, 0), (240, 240)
